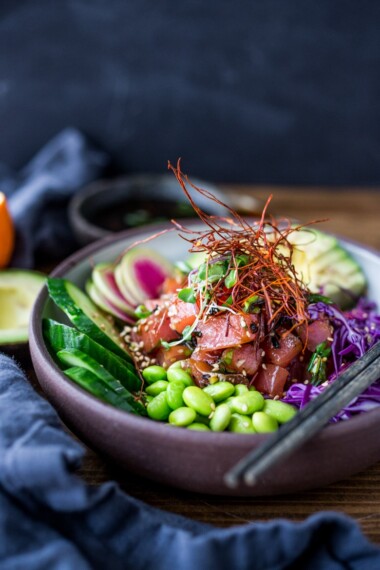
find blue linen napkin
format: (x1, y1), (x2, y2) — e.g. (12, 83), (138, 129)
(1, 354), (380, 570)
(1, 129), (380, 569)
(0, 127), (108, 268)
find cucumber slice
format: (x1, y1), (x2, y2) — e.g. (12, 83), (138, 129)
(43, 319), (140, 391)
(64, 366), (146, 415)
(56, 348), (143, 414)
(86, 280), (135, 324)
(92, 263), (136, 314)
(47, 278), (131, 360)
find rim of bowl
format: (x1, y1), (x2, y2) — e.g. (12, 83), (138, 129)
(30, 221), (380, 445)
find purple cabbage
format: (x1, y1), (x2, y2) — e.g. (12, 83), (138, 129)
(282, 299), (380, 421)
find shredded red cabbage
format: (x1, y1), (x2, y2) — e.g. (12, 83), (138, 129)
(282, 299), (380, 421)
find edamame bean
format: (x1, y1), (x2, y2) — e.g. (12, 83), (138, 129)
(252, 411), (278, 433)
(234, 384), (248, 396)
(194, 414), (210, 426)
(169, 407), (196, 426)
(263, 400), (297, 423)
(183, 386), (215, 416)
(167, 360), (184, 371)
(145, 380), (169, 396)
(187, 423), (211, 431)
(230, 391), (265, 415)
(146, 391), (171, 421)
(210, 404), (231, 432)
(142, 365), (167, 384)
(145, 395), (154, 404)
(203, 381), (235, 402)
(166, 381), (186, 410)
(167, 367), (195, 387)
(229, 413), (256, 434)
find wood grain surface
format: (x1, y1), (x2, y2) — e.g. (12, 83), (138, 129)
(28, 188), (380, 543)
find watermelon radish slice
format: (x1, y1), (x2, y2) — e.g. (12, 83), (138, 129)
(119, 248), (174, 303)
(114, 264), (142, 306)
(92, 263), (135, 315)
(86, 280), (135, 324)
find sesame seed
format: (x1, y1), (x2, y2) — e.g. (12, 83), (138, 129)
(262, 363), (267, 370)
(273, 395), (280, 401)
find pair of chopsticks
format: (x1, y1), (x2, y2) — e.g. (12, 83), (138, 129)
(225, 341), (380, 488)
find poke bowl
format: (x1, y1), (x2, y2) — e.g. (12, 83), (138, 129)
(30, 174), (380, 496)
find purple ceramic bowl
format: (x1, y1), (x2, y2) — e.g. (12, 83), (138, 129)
(29, 222), (380, 496)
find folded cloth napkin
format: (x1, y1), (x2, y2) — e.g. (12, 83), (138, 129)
(0, 128), (108, 268)
(1, 354), (380, 570)
(1, 130), (380, 569)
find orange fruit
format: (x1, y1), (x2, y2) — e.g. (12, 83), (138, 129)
(0, 192), (15, 268)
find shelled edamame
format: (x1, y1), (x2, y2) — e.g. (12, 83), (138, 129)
(142, 364), (297, 433)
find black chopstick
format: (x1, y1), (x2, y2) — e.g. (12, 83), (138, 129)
(224, 341), (380, 488)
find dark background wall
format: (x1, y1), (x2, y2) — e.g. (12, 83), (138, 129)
(0, 1), (379, 184)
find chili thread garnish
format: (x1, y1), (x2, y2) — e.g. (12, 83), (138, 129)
(165, 159), (318, 339)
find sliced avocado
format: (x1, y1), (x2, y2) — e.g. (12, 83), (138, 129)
(47, 277), (131, 361)
(280, 228), (366, 307)
(0, 270), (45, 345)
(43, 319), (140, 391)
(186, 252), (207, 270)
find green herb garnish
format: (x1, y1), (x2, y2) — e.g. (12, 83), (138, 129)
(308, 341), (332, 386)
(178, 287), (196, 304)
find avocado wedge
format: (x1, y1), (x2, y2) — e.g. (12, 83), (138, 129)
(0, 270), (45, 346)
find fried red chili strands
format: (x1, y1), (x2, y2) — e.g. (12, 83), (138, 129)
(167, 159), (314, 337)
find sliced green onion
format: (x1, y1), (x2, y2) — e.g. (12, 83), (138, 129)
(135, 305), (152, 319)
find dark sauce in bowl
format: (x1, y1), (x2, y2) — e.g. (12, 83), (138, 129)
(88, 199), (203, 232)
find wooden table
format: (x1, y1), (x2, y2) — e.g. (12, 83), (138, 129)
(29, 188), (380, 543)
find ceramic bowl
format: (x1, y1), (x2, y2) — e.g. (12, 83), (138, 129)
(29, 223), (380, 496)
(68, 174), (231, 245)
